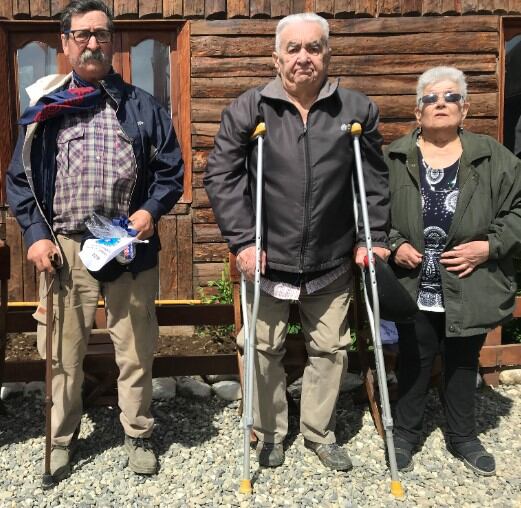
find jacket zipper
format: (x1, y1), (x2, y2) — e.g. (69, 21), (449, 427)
(299, 121), (312, 273)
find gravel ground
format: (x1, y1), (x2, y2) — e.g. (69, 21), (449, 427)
(0, 384), (519, 507)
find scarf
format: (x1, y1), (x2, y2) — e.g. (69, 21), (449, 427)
(18, 71), (103, 126)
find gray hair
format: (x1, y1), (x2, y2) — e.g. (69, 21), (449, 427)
(275, 13), (329, 53)
(416, 66), (468, 105)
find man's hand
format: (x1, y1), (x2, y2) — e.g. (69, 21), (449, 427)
(27, 239), (60, 273)
(394, 243), (423, 270)
(354, 246), (391, 269)
(236, 245), (266, 282)
(440, 241), (489, 278)
(129, 210), (155, 240)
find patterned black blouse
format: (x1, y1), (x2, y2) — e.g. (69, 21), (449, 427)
(417, 147), (460, 312)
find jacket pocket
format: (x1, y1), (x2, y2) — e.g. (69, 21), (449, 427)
(56, 126), (85, 179)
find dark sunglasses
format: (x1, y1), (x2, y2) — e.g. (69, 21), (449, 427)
(420, 92), (463, 106)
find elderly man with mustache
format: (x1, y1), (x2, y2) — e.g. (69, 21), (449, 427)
(7, 0), (184, 482)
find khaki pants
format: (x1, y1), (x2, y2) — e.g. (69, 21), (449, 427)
(36, 234), (158, 446)
(238, 270), (352, 445)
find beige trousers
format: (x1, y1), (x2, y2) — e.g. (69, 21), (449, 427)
(36, 234), (158, 446)
(238, 270), (352, 445)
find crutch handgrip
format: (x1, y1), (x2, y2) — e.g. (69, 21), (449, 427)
(350, 122), (363, 136)
(250, 122), (266, 141)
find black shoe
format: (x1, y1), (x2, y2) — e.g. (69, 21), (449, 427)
(393, 436), (414, 472)
(304, 439), (352, 471)
(256, 441), (284, 467)
(447, 439), (496, 476)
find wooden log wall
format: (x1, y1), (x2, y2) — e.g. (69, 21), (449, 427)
(0, 0), (520, 18)
(190, 16), (500, 291)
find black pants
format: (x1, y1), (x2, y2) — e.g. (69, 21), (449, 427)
(395, 311), (486, 446)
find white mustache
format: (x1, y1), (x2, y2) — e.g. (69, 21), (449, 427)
(79, 49), (107, 64)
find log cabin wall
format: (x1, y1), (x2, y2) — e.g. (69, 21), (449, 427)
(0, 0), (516, 300)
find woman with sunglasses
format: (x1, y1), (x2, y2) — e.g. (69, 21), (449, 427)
(385, 66), (521, 476)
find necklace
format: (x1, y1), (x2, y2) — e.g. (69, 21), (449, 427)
(421, 156), (460, 192)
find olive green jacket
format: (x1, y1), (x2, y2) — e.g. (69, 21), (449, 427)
(385, 129), (521, 337)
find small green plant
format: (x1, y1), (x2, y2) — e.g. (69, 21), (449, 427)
(199, 262), (233, 305)
(197, 261), (235, 341)
(287, 323), (302, 334)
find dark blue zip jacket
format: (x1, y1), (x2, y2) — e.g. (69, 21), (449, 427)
(7, 72), (184, 274)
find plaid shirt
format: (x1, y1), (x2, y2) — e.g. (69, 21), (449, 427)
(53, 83), (136, 234)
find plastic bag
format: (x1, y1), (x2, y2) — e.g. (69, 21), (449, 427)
(79, 213), (146, 271)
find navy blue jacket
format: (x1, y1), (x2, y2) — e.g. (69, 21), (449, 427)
(7, 72), (184, 274)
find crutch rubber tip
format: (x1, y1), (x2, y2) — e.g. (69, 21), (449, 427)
(42, 474), (55, 489)
(350, 122), (363, 136)
(239, 479), (253, 494)
(390, 480), (405, 499)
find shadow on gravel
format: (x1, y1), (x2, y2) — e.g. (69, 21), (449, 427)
(336, 392), (365, 446)
(415, 385), (513, 449)
(280, 390), (364, 450)
(152, 395), (231, 457)
(72, 394), (232, 471)
(0, 393), (47, 446)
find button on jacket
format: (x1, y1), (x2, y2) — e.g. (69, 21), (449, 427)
(204, 77), (389, 274)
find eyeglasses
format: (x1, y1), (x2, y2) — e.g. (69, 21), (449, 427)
(420, 92), (463, 106)
(64, 29), (112, 44)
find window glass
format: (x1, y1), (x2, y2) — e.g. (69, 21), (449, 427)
(504, 34), (521, 155)
(131, 39), (170, 112)
(17, 42), (57, 115)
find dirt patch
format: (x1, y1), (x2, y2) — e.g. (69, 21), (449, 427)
(4, 328), (237, 362)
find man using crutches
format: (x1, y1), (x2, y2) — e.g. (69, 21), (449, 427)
(205, 11), (390, 473)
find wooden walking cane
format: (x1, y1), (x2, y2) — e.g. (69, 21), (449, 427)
(42, 259), (58, 489)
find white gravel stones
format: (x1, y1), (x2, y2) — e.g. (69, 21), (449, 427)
(0, 385), (520, 507)
(211, 380), (242, 401)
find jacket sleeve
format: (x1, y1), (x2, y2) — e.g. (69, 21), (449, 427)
(487, 150), (521, 260)
(139, 100), (184, 221)
(384, 151), (410, 253)
(356, 100), (390, 248)
(6, 127), (53, 248)
(204, 90), (258, 255)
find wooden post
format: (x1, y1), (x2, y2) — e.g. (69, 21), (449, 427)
(0, 206), (10, 413)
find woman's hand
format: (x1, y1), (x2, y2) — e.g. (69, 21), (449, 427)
(394, 243), (423, 269)
(440, 241), (489, 278)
